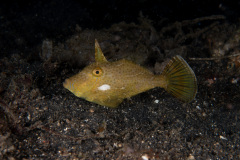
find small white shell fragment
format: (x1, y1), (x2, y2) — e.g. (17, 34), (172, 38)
(220, 135), (227, 140)
(231, 78), (239, 84)
(154, 99), (159, 104)
(196, 105), (201, 110)
(98, 84), (111, 91)
(142, 154), (149, 160)
(187, 154), (195, 160)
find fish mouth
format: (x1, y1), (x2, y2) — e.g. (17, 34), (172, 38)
(63, 79), (69, 89)
(63, 79), (84, 97)
(63, 79), (75, 92)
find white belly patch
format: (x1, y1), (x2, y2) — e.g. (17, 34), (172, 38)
(98, 84), (111, 91)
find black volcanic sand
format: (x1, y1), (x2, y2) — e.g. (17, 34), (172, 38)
(0, 1), (240, 159)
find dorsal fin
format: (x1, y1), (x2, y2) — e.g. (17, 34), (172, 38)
(95, 39), (108, 63)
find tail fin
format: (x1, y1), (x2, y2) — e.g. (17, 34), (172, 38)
(161, 56), (197, 103)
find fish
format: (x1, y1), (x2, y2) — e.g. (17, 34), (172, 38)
(63, 39), (197, 108)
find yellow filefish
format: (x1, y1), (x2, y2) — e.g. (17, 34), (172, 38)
(63, 40), (197, 107)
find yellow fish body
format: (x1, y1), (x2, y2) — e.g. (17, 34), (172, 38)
(63, 40), (197, 107)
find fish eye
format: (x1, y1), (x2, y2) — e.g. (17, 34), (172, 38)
(92, 67), (103, 77)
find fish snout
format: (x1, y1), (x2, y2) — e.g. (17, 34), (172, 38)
(63, 78), (72, 90)
(63, 78), (83, 97)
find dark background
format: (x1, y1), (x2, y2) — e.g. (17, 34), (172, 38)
(0, 0), (240, 58)
(1, 1), (240, 159)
